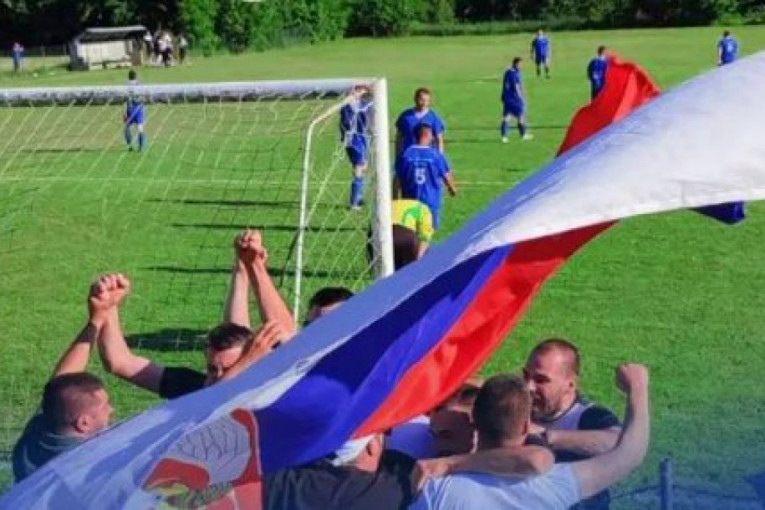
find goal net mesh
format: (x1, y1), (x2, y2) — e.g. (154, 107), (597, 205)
(0, 80), (390, 489)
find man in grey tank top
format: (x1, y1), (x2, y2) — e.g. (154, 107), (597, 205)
(524, 339), (621, 509)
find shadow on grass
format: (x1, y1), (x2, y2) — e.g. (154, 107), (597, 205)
(448, 124), (568, 132)
(145, 265), (347, 280)
(126, 327), (208, 352)
(17, 147), (107, 154)
(148, 199), (349, 211)
(147, 198), (301, 208)
(170, 223), (360, 233)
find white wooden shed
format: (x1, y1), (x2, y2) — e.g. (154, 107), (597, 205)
(70, 26), (147, 71)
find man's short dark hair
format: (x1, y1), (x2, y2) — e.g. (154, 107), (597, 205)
(529, 338), (581, 376)
(597, 45), (607, 55)
(308, 287), (354, 310)
(42, 373), (105, 432)
(414, 87), (431, 100)
(512, 57), (522, 67)
(206, 323), (253, 352)
(128, 69), (137, 80)
(393, 224), (420, 270)
(414, 122), (433, 142)
(472, 375), (531, 448)
(723, 30), (731, 37)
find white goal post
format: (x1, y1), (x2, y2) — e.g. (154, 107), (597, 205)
(0, 78), (395, 478)
(0, 78), (395, 320)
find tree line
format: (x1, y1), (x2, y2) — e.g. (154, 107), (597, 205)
(1, 0), (761, 52)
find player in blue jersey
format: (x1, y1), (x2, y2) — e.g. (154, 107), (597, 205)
(718, 30), (738, 66)
(339, 85), (373, 210)
(124, 70), (146, 152)
(530, 29), (551, 78)
(501, 57), (533, 143)
(395, 87), (446, 157)
(394, 123), (456, 230)
(587, 46), (609, 100)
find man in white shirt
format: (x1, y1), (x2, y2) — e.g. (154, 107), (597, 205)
(410, 364), (650, 510)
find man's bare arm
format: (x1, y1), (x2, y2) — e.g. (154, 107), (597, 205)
(547, 427), (621, 457)
(240, 230), (296, 337)
(96, 275), (165, 394)
(443, 173), (457, 197)
(413, 445), (553, 491)
(224, 240), (251, 328)
(437, 134), (445, 154)
(53, 276), (115, 377)
(573, 364), (650, 499)
(217, 321), (285, 382)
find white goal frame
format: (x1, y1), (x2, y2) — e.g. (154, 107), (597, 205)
(0, 78), (395, 318)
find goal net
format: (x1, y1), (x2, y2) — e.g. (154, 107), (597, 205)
(0, 79), (393, 489)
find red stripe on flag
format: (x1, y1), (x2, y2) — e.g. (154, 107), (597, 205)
(558, 55), (660, 155)
(358, 56), (661, 435)
(358, 224), (609, 435)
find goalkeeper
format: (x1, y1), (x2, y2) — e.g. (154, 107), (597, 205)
(339, 85), (373, 209)
(124, 70), (146, 152)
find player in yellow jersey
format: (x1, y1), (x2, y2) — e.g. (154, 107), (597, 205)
(367, 199), (434, 271)
(391, 198), (434, 269)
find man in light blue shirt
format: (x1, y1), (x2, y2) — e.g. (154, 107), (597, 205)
(411, 365), (651, 510)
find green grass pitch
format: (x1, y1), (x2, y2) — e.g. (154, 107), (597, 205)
(1, 26), (764, 506)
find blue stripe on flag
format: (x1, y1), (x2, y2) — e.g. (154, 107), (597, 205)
(257, 245), (512, 470)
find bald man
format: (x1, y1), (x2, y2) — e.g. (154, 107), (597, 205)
(524, 339), (621, 510)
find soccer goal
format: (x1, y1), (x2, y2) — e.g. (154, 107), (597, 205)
(0, 78), (393, 489)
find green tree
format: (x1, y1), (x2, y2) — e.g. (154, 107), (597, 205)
(179, 0), (218, 54)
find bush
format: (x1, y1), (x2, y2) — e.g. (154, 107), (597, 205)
(346, 0), (421, 36)
(179, 0), (219, 55)
(282, 0), (348, 43)
(409, 17), (589, 36)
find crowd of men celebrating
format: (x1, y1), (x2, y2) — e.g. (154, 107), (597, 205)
(10, 26), (754, 509)
(12, 226), (653, 509)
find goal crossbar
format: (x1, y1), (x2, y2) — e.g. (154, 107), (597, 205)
(0, 78), (378, 106)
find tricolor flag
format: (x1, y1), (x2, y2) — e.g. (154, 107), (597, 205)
(4, 51), (765, 509)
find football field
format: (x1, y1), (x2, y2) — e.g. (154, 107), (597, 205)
(1, 26), (764, 506)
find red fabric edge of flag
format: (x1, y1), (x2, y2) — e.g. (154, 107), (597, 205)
(358, 223), (612, 435)
(358, 55), (661, 436)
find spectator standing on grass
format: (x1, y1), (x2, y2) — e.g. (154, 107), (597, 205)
(587, 46), (609, 100)
(12, 276), (117, 482)
(717, 30), (738, 66)
(178, 34), (189, 65)
(11, 42), (24, 72)
(411, 364), (650, 510)
(162, 33), (174, 67)
(142, 32), (153, 64)
(154, 31), (163, 66)
(524, 338), (622, 510)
